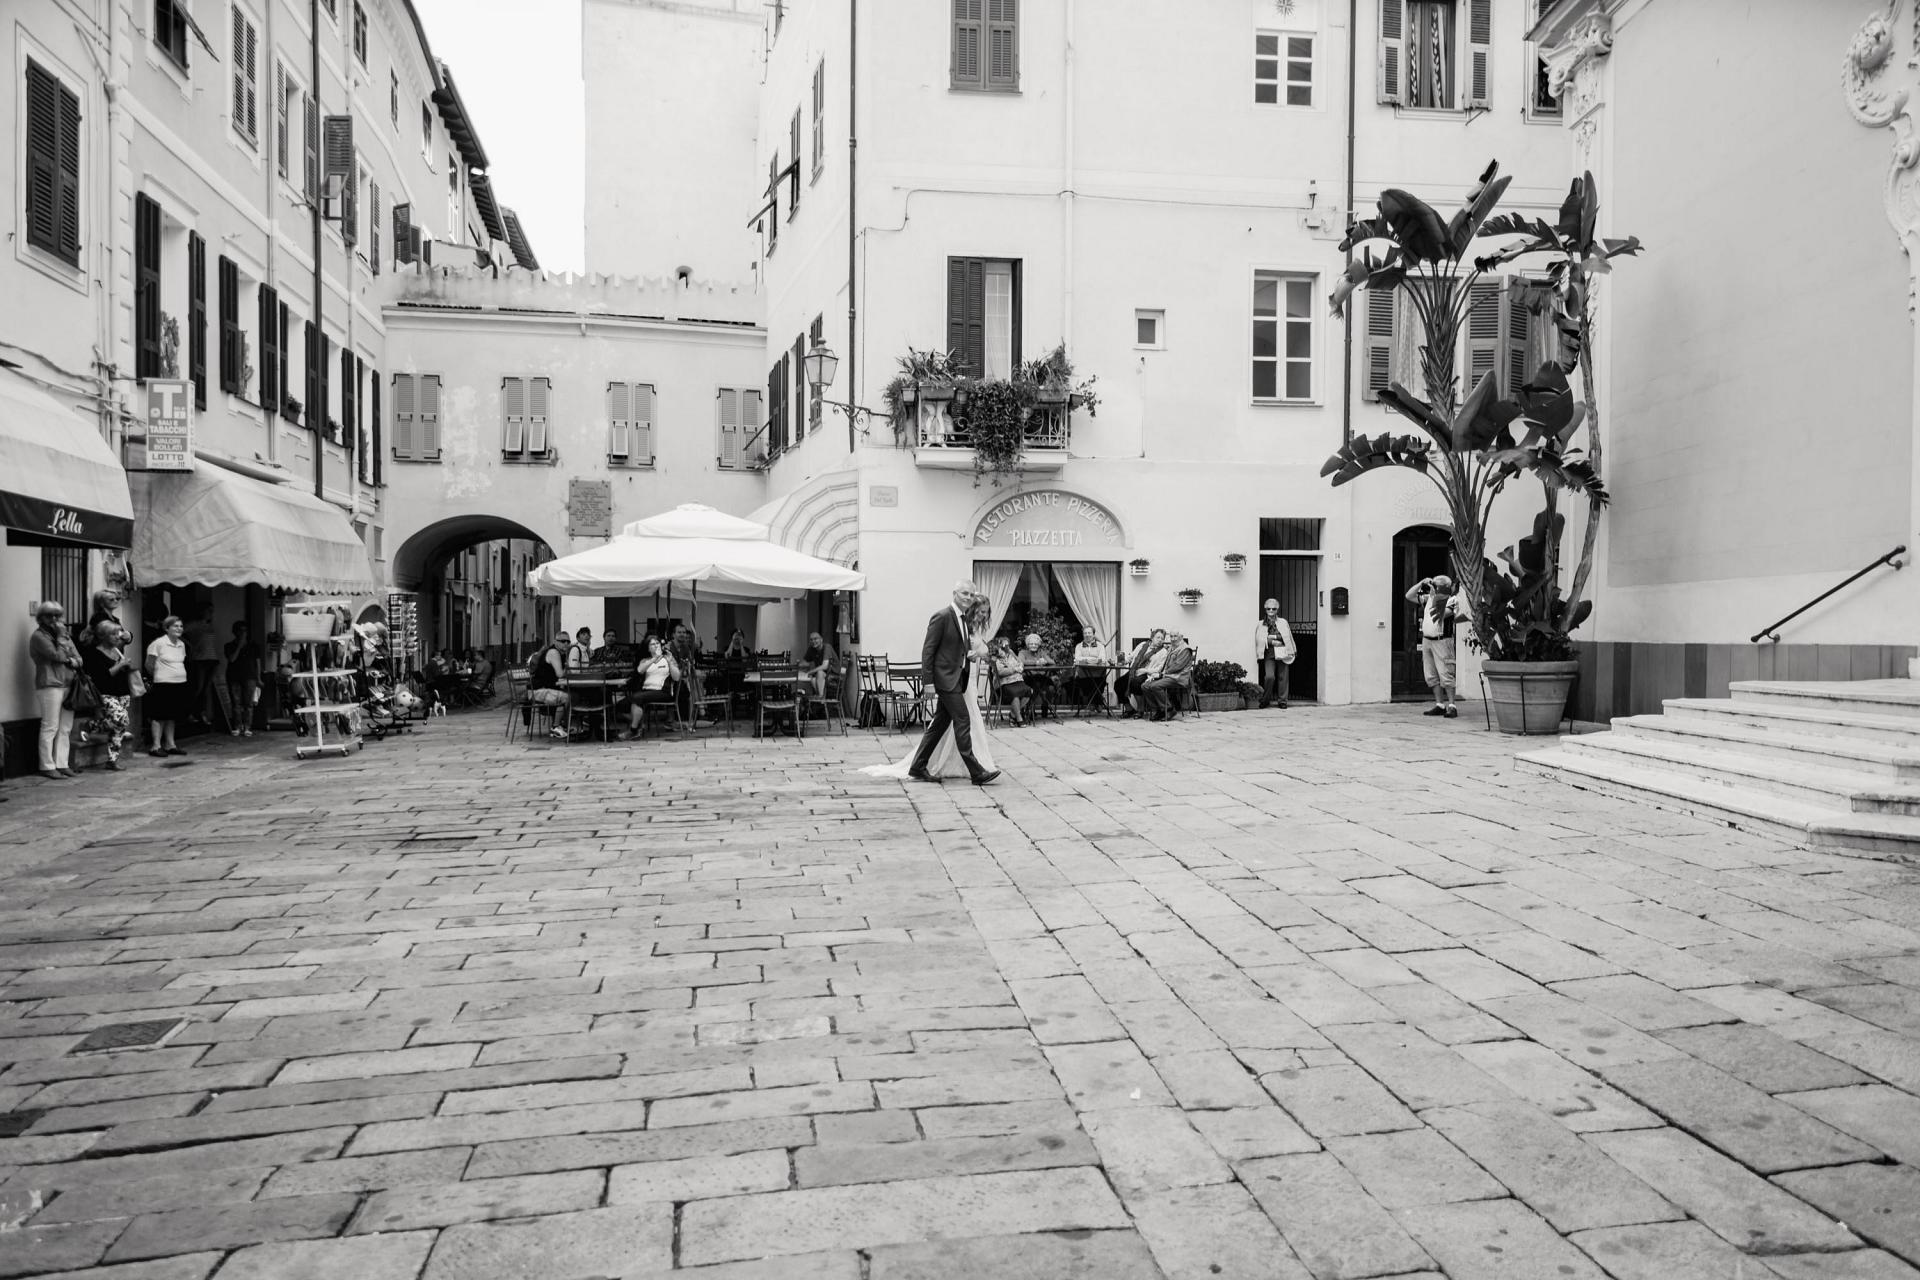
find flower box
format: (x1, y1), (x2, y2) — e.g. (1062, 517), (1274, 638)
(1222, 553), (1247, 572)
(1177, 589), (1203, 606)
(917, 381), (956, 403)
(1129, 559), (1151, 577)
(1194, 691), (1246, 713)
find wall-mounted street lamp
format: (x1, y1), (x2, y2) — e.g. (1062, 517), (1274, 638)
(802, 340), (886, 430)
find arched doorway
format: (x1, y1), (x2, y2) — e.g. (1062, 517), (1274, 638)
(1391, 525), (1453, 697)
(391, 516), (559, 670)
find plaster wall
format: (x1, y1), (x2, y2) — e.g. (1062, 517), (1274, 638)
(1593, 0), (1915, 646)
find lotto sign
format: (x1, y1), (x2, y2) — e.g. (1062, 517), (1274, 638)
(142, 381), (194, 471)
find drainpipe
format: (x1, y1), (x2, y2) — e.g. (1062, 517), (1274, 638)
(101, 4), (122, 451)
(310, 0), (324, 500)
(1062, 0), (1074, 366)
(845, 0), (857, 453)
(1340, 0), (1358, 447)
(262, 0), (279, 461)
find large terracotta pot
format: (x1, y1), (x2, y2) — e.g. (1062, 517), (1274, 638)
(1482, 659), (1579, 735)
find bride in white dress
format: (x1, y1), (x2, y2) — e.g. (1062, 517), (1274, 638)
(860, 621), (996, 781)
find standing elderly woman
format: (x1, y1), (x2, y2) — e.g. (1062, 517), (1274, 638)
(29, 602), (84, 779)
(80, 622), (137, 770)
(143, 615), (190, 757)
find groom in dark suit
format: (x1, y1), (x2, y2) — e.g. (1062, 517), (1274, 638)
(909, 582), (999, 786)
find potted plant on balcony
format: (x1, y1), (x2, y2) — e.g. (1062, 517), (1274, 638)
(882, 347), (960, 440)
(1191, 659), (1250, 712)
(1321, 162), (1638, 733)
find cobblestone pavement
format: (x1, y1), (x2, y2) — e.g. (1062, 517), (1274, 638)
(2, 705), (1918, 1279)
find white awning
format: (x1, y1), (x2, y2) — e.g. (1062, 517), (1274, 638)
(0, 368), (133, 549)
(130, 463), (376, 595)
(529, 502), (865, 602)
(746, 470), (859, 566)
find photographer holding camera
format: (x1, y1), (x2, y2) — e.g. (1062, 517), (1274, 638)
(1405, 574), (1464, 719)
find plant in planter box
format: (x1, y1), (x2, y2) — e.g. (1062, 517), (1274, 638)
(1021, 343), (1101, 414)
(882, 347), (960, 439)
(1235, 679), (1265, 706)
(1192, 659), (1250, 711)
(1176, 587), (1204, 606)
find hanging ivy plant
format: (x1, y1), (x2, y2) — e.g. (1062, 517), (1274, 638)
(953, 379), (1029, 485)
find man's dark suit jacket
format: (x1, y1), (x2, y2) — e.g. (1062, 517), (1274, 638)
(921, 608), (971, 696)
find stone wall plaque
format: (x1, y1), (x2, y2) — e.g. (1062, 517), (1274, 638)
(568, 479), (613, 537)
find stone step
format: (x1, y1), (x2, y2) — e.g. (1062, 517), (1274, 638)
(1516, 747), (1920, 865)
(1732, 678), (1920, 720)
(1663, 697), (1920, 747)
(1613, 713), (1920, 780)
(1556, 732), (1920, 816)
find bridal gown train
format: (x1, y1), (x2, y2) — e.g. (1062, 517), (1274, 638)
(859, 694), (996, 780)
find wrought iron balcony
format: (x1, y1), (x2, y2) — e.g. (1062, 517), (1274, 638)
(911, 396), (1072, 472)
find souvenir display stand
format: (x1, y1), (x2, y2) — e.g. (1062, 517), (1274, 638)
(285, 604), (362, 759)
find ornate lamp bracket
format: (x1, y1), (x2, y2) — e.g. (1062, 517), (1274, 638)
(1846, 1), (1920, 312)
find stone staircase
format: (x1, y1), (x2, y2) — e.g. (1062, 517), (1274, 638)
(1516, 679), (1920, 863)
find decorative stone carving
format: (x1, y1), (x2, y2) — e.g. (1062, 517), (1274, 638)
(1541, 10), (1613, 171)
(1542, 14), (1614, 99)
(1845, 1), (1920, 312)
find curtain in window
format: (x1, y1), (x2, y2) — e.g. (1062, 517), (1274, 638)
(1052, 562), (1119, 654)
(983, 263), (1014, 380)
(1407, 1), (1453, 109)
(974, 561), (1024, 644)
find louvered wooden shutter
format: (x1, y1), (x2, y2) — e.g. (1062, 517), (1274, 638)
(767, 154), (779, 250)
(303, 93), (319, 202)
(370, 183), (381, 274)
(527, 377), (551, 454)
(789, 111), (801, 214)
(341, 349), (356, 458)
(221, 257), (240, 394)
(1503, 281), (1534, 396)
(276, 64), (289, 177)
(232, 6), (258, 143)
(952, 0), (982, 88)
(812, 60), (825, 176)
(946, 257), (985, 376)
(1464, 281), (1501, 401)
(1465, 0), (1492, 109)
(792, 336), (806, 443)
(1378, 0), (1406, 105)
(608, 382), (631, 459)
(277, 301), (291, 417)
(259, 285), (279, 408)
(420, 374), (441, 456)
(25, 65), (60, 259)
(767, 363), (783, 456)
(717, 388), (740, 468)
(632, 383), (655, 464)
(502, 376), (526, 453)
(189, 235), (208, 407)
(371, 373), (383, 482)
(1361, 285), (1396, 403)
(318, 331), (331, 439)
(135, 194), (162, 378)
(391, 373), (415, 458)
(303, 320), (318, 429)
(742, 390), (762, 464)
(986, 0), (1018, 89)
(54, 75), (79, 263)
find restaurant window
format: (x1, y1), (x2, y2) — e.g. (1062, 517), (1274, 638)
(391, 372), (441, 461)
(972, 561), (1120, 657)
(24, 60), (83, 268)
(953, 0), (1018, 92)
(1252, 270), (1315, 402)
(947, 257), (1020, 380)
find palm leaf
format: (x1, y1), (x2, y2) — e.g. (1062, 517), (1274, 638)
(1378, 382), (1453, 446)
(1378, 189), (1452, 263)
(1319, 432), (1432, 487)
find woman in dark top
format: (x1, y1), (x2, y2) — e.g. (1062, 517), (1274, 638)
(80, 622), (136, 771)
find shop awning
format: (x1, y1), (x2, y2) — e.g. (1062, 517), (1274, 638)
(130, 464), (376, 595)
(0, 367), (133, 549)
(747, 470), (859, 566)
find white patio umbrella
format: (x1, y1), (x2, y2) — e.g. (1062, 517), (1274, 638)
(526, 502), (865, 604)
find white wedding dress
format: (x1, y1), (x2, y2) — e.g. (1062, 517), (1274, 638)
(860, 661), (997, 781)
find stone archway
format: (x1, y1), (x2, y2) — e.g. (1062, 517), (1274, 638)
(390, 514), (562, 666)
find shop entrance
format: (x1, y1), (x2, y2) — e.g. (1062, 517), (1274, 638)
(1259, 518), (1322, 703)
(1391, 524), (1454, 697)
(971, 560), (1121, 659)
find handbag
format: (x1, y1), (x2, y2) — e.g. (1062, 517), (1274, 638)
(68, 674), (98, 713)
(128, 669), (147, 698)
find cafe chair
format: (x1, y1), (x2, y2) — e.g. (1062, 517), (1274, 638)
(801, 670), (848, 736)
(755, 663), (803, 740)
(503, 669), (531, 741)
(637, 681), (687, 739)
(688, 677), (734, 738)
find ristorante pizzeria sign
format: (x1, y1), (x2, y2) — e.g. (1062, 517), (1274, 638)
(971, 489), (1126, 550)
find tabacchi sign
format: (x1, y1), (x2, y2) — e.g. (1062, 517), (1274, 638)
(138, 380), (194, 471)
(971, 489), (1125, 550)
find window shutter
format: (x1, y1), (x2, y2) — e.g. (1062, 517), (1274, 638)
(952, 0), (982, 88)
(318, 331), (331, 438)
(189, 235), (207, 407)
(231, 7), (258, 143)
(135, 194), (162, 379)
(947, 257), (985, 377)
(371, 372), (383, 482)
(742, 389), (762, 464)
(258, 284), (279, 408)
(1503, 281), (1535, 396)
(25, 65), (59, 258)
(812, 60), (825, 176)
(391, 372), (415, 458)
(1361, 284), (1396, 403)
(341, 348), (356, 458)
(527, 377), (550, 454)
(986, 0), (1018, 89)
(789, 110), (801, 214)
(1393, 289), (1422, 400)
(1378, 0), (1406, 105)
(277, 301), (291, 418)
(502, 376), (526, 453)
(632, 383), (654, 464)
(767, 363), (782, 457)
(54, 75), (80, 264)
(420, 374), (441, 456)
(608, 381), (631, 459)
(1464, 281), (1501, 401)
(303, 93), (319, 202)
(717, 388), (740, 468)
(305, 321), (319, 431)
(1465, 0), (1492, 109)
(370, 183), (381, 274)
(766, 154), (779, 251)
(792, 335), (806, 443)
(809, 315), (824, 433)
(276, 64), (289, 176)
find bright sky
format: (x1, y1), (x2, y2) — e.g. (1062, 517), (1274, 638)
(413, 0), (585, 274)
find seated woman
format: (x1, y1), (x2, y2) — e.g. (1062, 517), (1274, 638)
(620, 636), (681, 739)
(799, 631), (838, 699)
(723, 629), (751, 660)
(990, 636), (1033, 727)
(527, 632), (571, 736)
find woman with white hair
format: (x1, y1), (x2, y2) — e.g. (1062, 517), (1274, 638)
(29, 601), (83, 779)
(1253, 598), (1297, 709)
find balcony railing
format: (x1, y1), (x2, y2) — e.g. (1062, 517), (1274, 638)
(913, 399), (1072, 453)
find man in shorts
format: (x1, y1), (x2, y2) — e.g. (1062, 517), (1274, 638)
(1406, 574), (1463, 719)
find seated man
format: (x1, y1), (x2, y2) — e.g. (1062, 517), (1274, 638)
(1122, 630), (1168, 716)
(1069, 628), (1110, 710)
(1018, 632), (1056, 717)
(1143, 631), (1195, 721)
(467, 649), (495, 699)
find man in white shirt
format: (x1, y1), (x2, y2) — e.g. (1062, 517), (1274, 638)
(1406, 574), (1464, 719)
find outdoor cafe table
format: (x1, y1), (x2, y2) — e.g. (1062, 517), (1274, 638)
(562, 671), (627, 742)
(1032, 663), (1118, 716)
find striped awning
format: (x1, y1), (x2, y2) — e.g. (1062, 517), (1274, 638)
(747, 471), (859, 567)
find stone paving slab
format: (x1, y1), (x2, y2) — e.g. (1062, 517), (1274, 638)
(0, 706), (1916, 1276)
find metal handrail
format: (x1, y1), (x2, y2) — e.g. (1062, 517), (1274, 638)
(1750, 545), (1906, 643)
